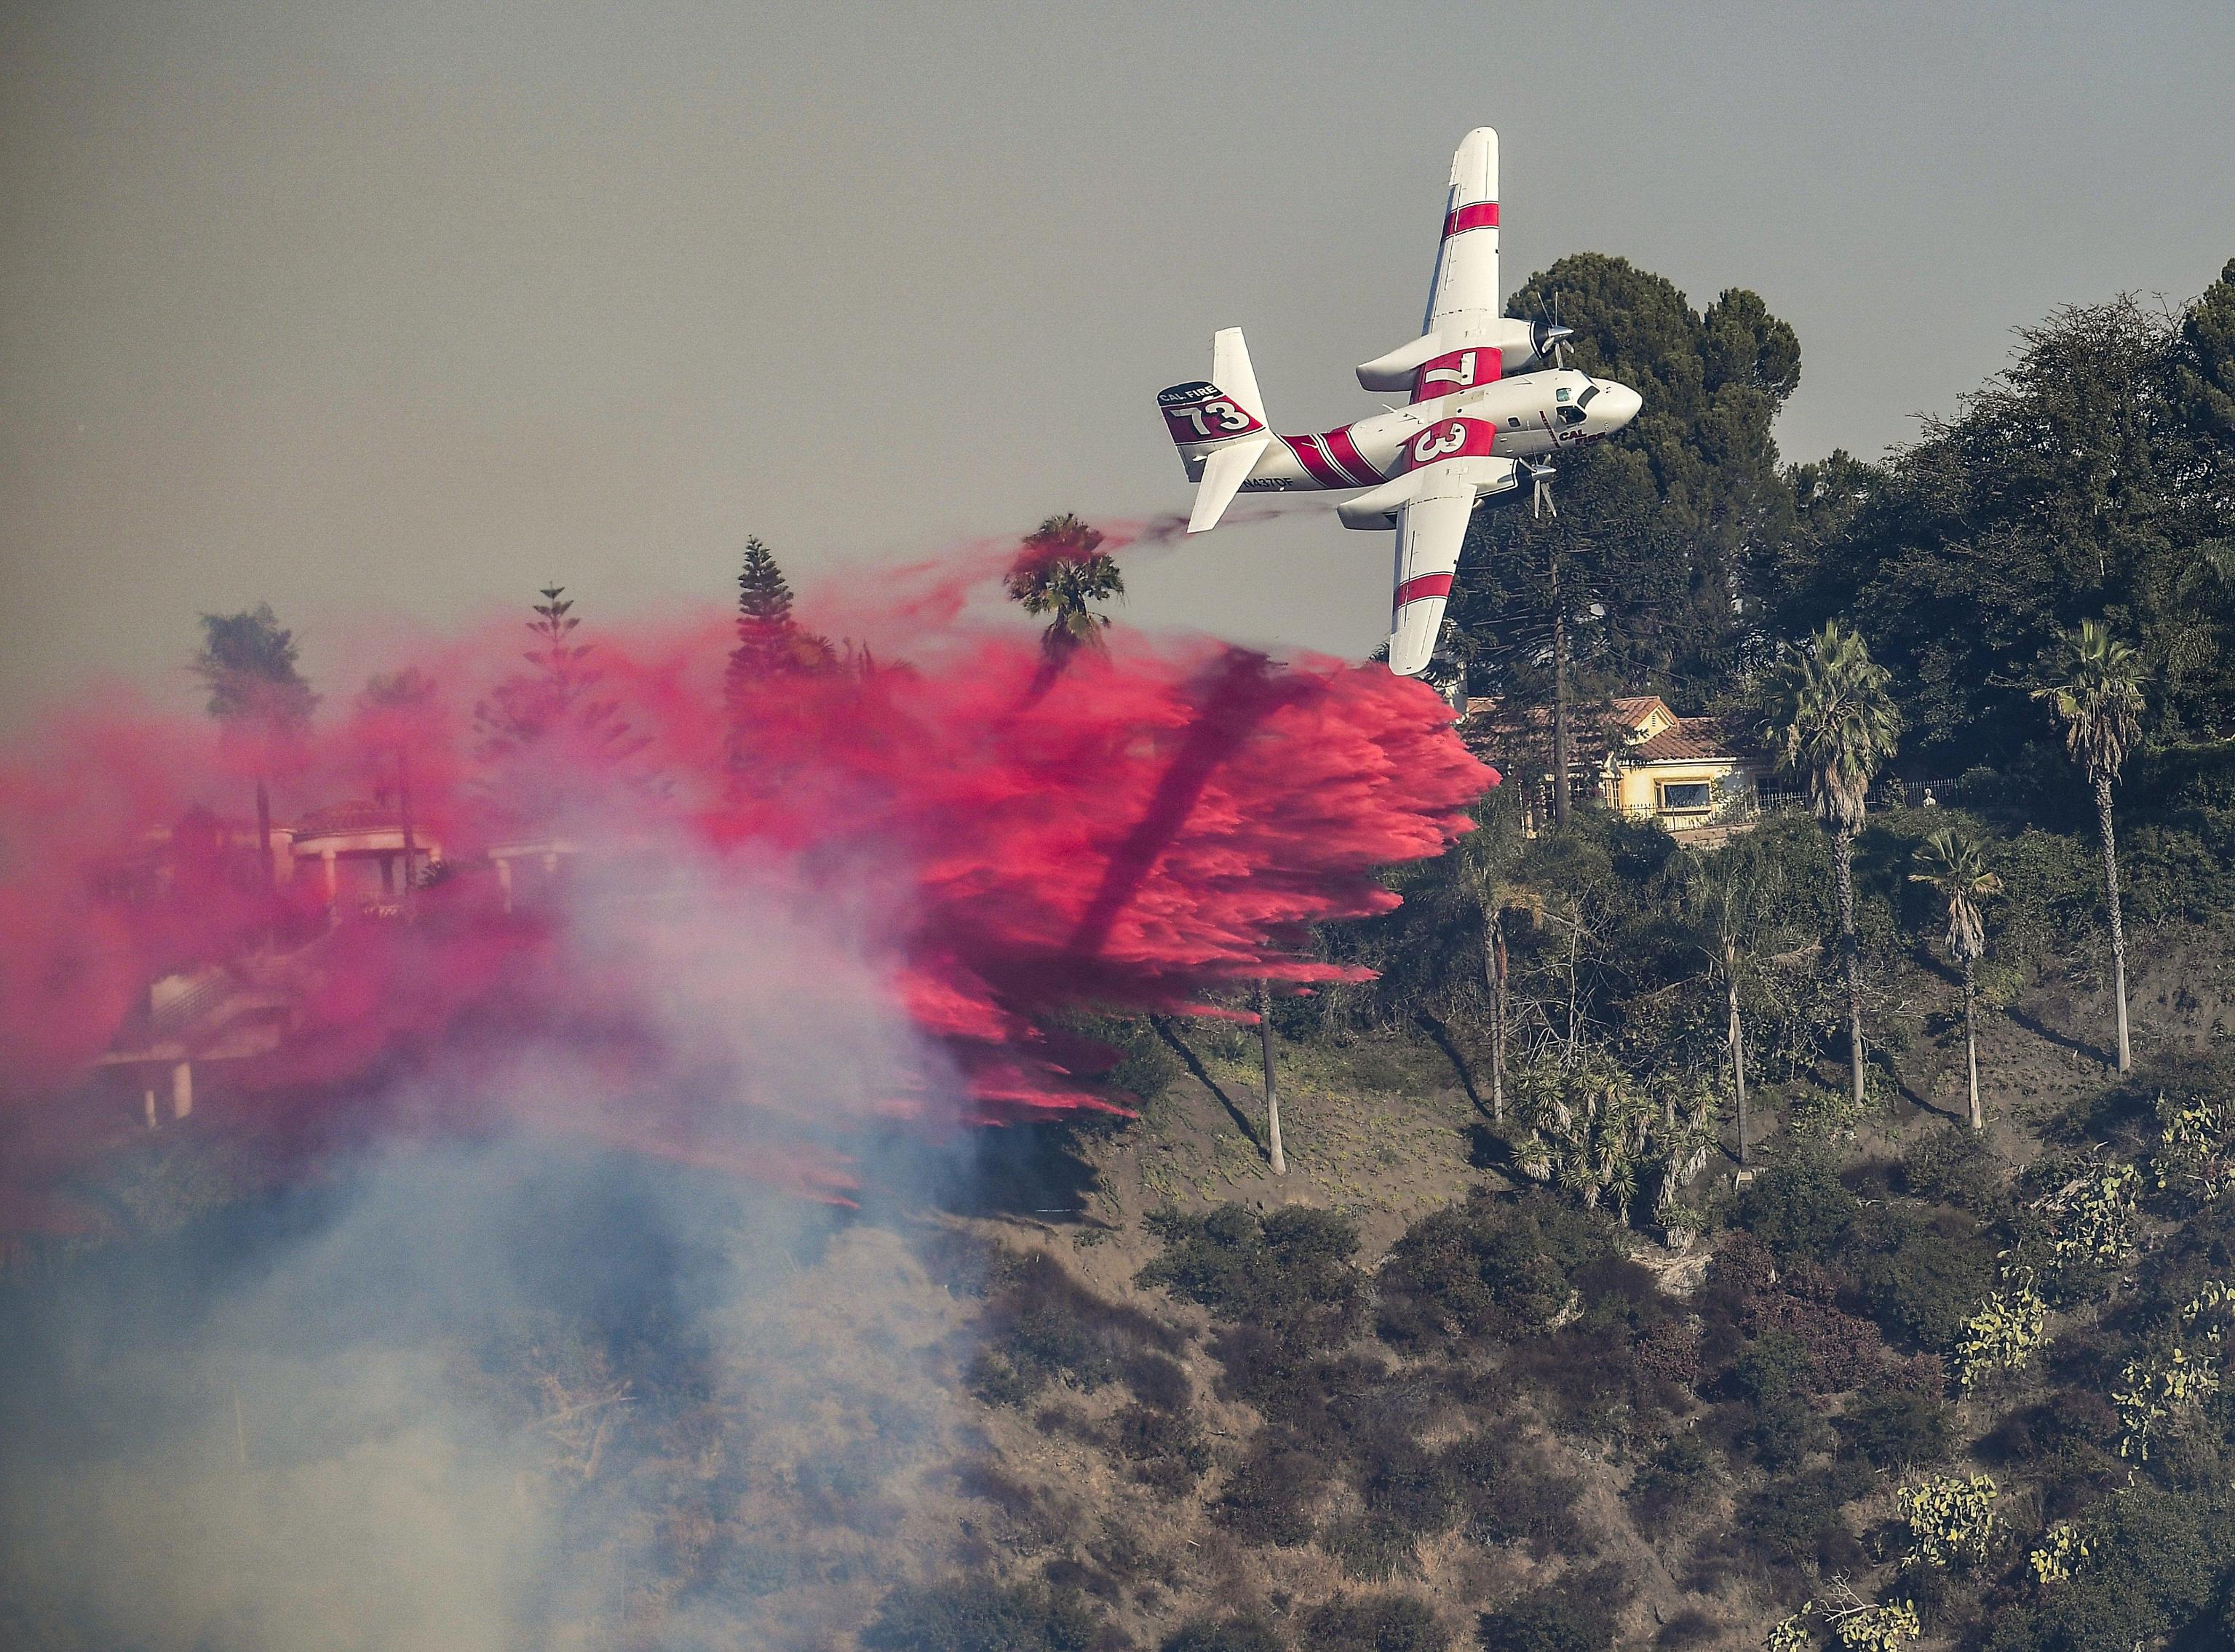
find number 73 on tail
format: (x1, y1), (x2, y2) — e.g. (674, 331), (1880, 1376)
(1158, 127), (1642, 676)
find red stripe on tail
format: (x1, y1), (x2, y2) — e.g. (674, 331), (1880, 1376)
(1393, 573), (1455, 614)
(1442, 202), (1498, 237)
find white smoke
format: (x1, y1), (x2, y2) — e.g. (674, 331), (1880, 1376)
(0, 831), (988, 1651)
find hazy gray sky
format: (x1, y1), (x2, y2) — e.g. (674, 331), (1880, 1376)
(4, 0), (2232, 723)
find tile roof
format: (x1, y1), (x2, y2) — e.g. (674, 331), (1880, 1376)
(1625, 717), (1744, 764)
(291, 799), (401, 837)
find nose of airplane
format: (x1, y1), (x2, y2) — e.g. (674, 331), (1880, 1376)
(1598, 381), (1643, 428)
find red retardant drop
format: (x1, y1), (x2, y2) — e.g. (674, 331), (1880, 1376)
(0, 539), (1491, 1224)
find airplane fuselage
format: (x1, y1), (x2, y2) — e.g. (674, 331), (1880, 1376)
(1218, 368), (1639, 493)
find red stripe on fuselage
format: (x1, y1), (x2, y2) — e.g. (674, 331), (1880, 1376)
(1442, 201), (1499, 237)
(1393, 573), (1455, 613)
(1282, 433), (1349, 490)
(1320, 425), (1381, 487)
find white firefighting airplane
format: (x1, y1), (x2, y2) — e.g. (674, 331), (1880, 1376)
(1159, 127), (1643, 676)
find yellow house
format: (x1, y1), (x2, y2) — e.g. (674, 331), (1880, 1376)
(1597, 696), (1759, 829)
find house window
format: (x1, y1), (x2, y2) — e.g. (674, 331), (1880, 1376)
(1658, 781), (1712, 815)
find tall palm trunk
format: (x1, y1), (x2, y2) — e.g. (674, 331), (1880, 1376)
(1834, 823), (1865, 1105)
(254, 775), (275, 893)
(1961, 958), (1982, 1132)
(1485, 910), (1509, 1123)
(1257, 979), (1286, 1175)
(1726, 936), (1749, 1162)
(2093, 774), (2132, 1073)
(1551, 551), (1571, 826)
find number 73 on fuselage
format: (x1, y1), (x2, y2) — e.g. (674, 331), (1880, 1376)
(1158, 126), (1642, 677)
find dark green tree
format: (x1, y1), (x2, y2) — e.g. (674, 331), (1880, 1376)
(193, 604), (318, 891)
(2171, 255), (2235, 440)
(725, 538), (833, 686)
(1775, 275), (2235, 768)
(1448, 255), (1804, 774)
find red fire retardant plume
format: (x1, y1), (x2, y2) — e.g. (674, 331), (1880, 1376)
(0, 538), (1491, 1223)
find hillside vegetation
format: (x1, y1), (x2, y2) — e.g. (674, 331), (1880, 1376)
(7, 257), (2235, 1652)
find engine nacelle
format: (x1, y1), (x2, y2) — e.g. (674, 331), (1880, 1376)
(1359, 317), (1543, 392)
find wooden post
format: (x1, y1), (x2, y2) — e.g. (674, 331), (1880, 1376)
(170, 1060), (193, 1121)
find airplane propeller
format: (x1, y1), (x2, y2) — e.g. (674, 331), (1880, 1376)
(1527, 461), (1557, 519)
(1533, 292), (1573, 369)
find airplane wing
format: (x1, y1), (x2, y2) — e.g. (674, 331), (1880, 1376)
(1423, 127), (1499, 333)
(1386, 488), (1477, 677)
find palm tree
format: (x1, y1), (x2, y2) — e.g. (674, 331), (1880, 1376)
(2033, 621), (2145, 1073)
(360, 667), (438, 910)
(194, 605), (318, 896)
(1910, 828), (2003, 1131)
(1005, 515), (1125, 669)
(1688, 852), (1758, 1161)
(1766, 620), (1902, 1107)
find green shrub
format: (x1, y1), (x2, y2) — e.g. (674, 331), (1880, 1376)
(1378, 1191), (1617, 1349)
(1735, 1461), (1870, 1573)
(1140, 1204), (1365, 1352)
(1110, 1402), (1211, 1493)
(1321, 1512), (1420, 1582)
(1215, 1437), (1332, 1545)
(860, 1578), (1102, 1652)
(1445, 1436), (1589, 1559)
(1900, 1125), (2010, 1212)
(1359, 1436), (1461, 1537)
(1731, 1328), (1814, 1405)
(1853, 1204), (2000, 1352)
(1627, 1431), (1720, 1528)
(1476, 1589), (1617, 1652)
(1838, 1383), (1953, 1469)
(971, 1250), (1181, 1406)
(1981, 1488), (2231, 1652)
(1737, 1156), (1859, 1263)
(1303, 1592), (1448, 1652)
(1161, 1614), (1287, 1652)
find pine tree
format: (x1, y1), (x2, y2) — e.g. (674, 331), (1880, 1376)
(726, 539), (833, 686)
(472, 587), (648, 825)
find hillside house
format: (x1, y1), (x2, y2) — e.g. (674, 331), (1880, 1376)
(1463, 694), (1763, 833)
(1597, 696), (1762, 829)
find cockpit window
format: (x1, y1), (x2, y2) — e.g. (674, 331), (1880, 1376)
(1557, 405), (1587, 426)
(1576, 384), (1600, 408)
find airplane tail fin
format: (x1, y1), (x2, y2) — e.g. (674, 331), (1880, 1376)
(1159, 327), (1271, 534)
